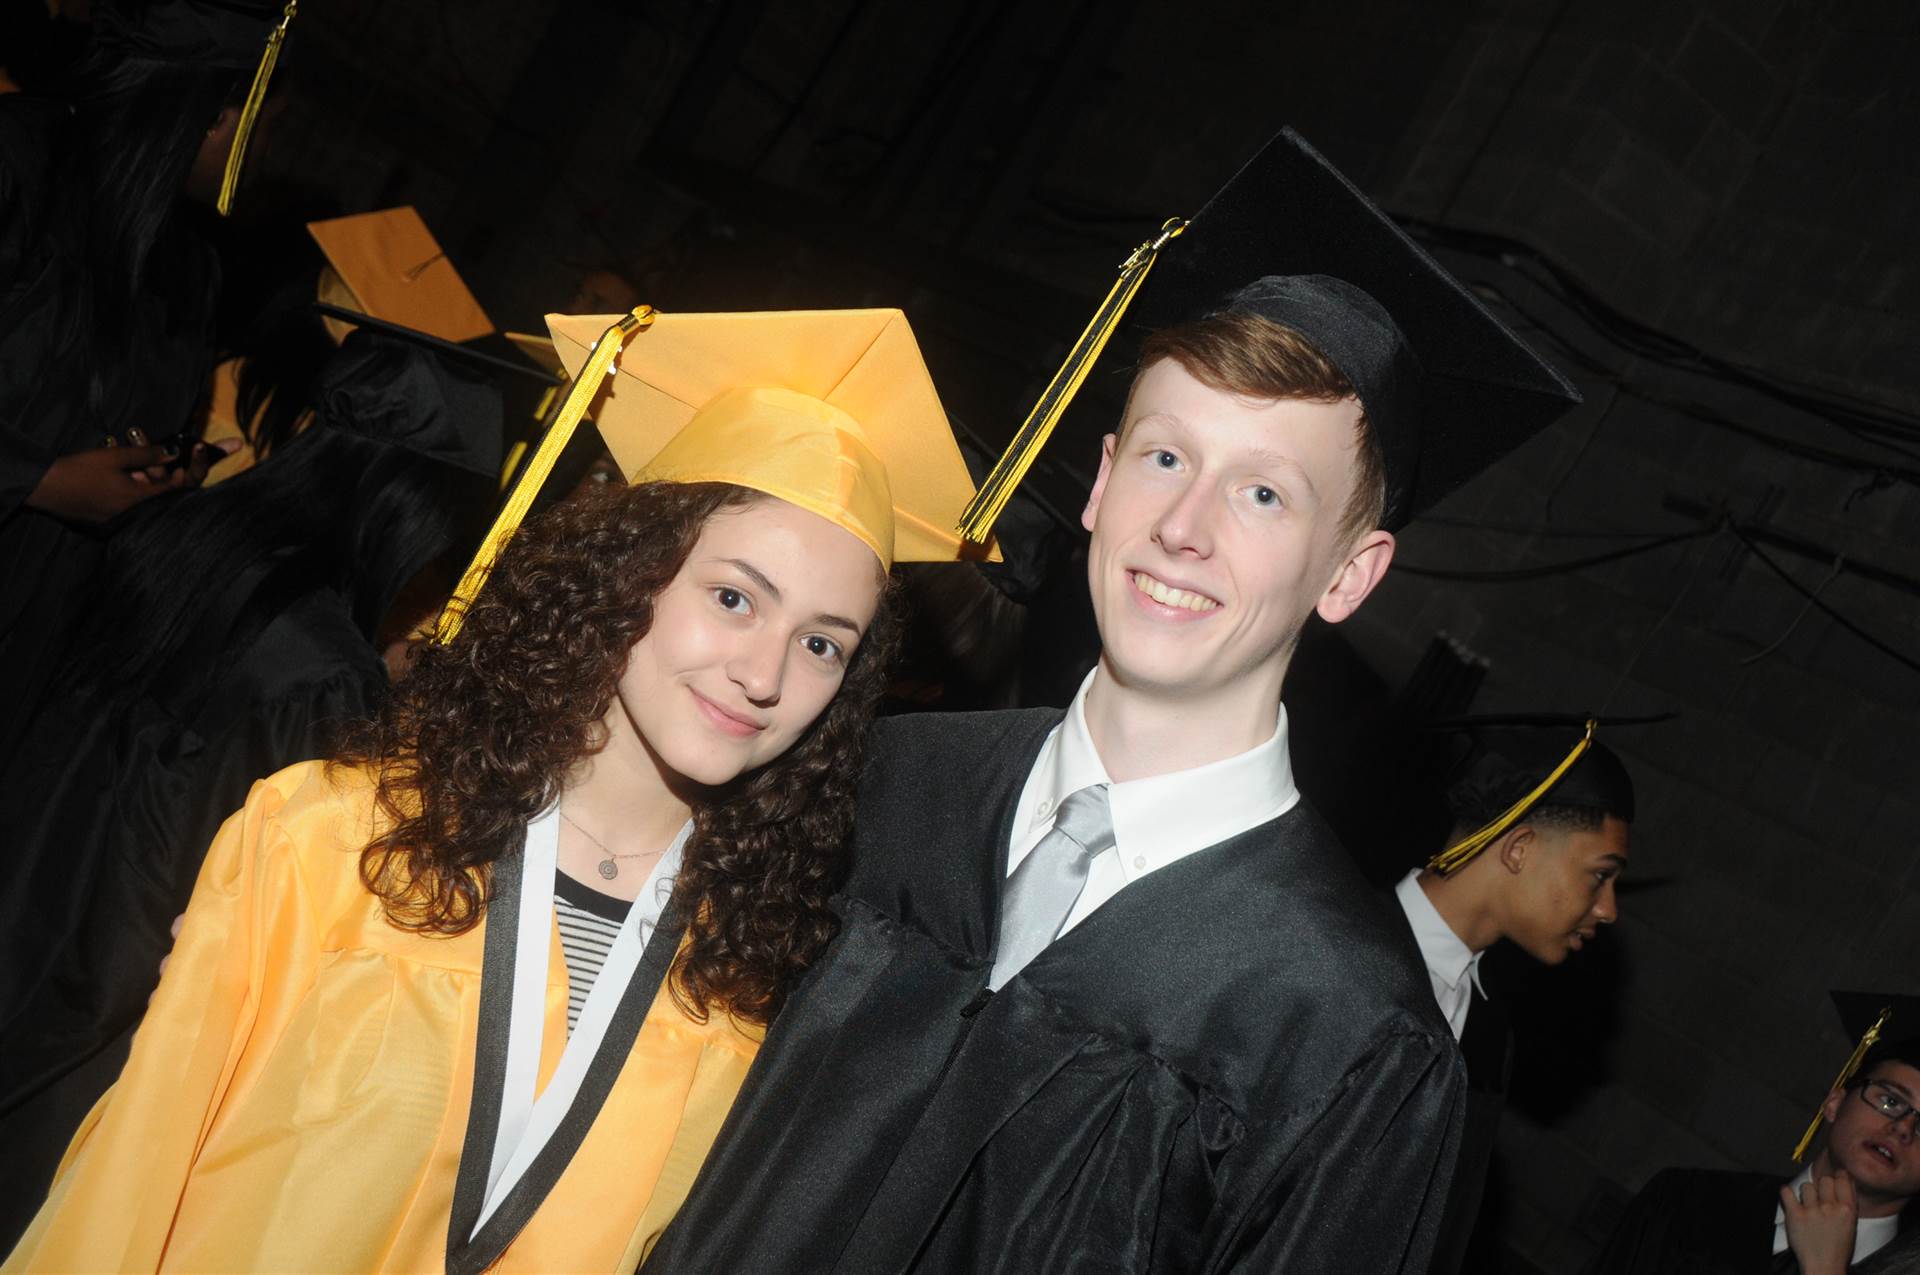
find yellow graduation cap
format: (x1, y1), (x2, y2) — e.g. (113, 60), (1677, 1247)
(434, 306), (991, 643)
(504, 331), (566, 378)
(306, 207), (493, 345)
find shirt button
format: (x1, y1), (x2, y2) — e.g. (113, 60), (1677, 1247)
(1037, 799), (1052, 816)
(1132, 855), (1147, 870)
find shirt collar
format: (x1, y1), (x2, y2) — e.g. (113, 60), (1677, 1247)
(1034, 670), (1301, 879)
(1394, 868), (1486, 999)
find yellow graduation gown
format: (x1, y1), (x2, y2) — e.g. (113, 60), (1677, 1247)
(5, 761), (760, 1274)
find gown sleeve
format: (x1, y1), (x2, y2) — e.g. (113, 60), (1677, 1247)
(1215, 1025), (1466, 1274)
(2, 768), (325, 1273)
(1580, 1168), (1690, 1275)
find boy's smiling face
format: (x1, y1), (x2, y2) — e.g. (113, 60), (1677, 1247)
(1080, 357), (1393, 708)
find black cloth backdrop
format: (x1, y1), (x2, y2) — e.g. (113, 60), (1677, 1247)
(1585, 1167), (1793, 1274)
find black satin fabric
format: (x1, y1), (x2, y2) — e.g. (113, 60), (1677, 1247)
(0, 583), (385, 1247)
(1384, 901), (1516, 1275)
(1584, 1168), (1788, 1274)
(645, 708), (1467, 1274)
(0, 95), (220, 770)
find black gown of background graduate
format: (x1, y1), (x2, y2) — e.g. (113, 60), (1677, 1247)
(1385, 903), (1517, 1275)
(0, 93), (221, 767)
(0, 333), (500, 1246)
(1584, 1168), (1789, 1274)
(643, 709), (1467, 1275)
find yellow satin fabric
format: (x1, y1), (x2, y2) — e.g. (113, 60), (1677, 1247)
(638, 386), (896, 565)
(5, 761), (761, 1274)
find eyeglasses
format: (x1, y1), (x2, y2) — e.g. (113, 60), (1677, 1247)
(1859, 1080), (1920, 1129)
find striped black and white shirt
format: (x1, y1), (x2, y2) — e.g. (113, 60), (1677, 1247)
(553, 871), (632, 1033)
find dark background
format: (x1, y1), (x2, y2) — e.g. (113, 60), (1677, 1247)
(231, 0), (1919, 1268)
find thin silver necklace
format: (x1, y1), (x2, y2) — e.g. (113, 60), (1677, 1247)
(560, 810), (660, 881)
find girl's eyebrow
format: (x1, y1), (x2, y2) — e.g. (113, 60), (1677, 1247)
(717, 558), (862, 635)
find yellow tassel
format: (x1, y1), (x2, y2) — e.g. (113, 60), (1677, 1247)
(1427, 719), (1598, 876)
(433, 307), (655, 644)
(955, 217), (1186, 545)
(1793, 1004), (1891, 1161)
(216, 0), (296, 217)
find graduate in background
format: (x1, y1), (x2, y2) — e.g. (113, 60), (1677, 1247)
(4, 305), (986, 1274)
(1588, 993), (1920, 1275)
(0, 329), (504, 1246)
(201, 204), (532, 483)
(0, 0), (290, 769)
(1393, 718), (1636, 1273)
(642, 128), (1584, 1275)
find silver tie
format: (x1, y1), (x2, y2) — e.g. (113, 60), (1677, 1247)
(989, 785), (1116, 990)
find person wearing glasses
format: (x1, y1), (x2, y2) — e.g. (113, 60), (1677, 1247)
(1588, 992), (1920, 1274)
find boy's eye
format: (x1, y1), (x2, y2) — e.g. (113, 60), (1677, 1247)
(1153, 450), (1179, 469)
(1251, 486), (1279, 507)
(714, 587), (750, 615)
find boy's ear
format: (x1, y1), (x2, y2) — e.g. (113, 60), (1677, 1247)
(1082, 434), (1119, 533)
(1821, 1085), (1846, 1125)
(1496, 826), (1535, 875)
(1316, 529), (1395, 625)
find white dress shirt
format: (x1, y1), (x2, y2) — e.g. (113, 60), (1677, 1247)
(1005, 670), (1300, 936)
(1393, 868), (1485, 1042)
(1772, 1164), (1901, 1264)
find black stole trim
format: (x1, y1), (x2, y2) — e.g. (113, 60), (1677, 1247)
(444, 850), (690, 1275)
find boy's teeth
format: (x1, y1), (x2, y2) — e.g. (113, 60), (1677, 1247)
(1133, 572), (1219, 612)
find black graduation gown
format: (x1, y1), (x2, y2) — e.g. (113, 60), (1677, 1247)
(0, 579), (385, 1247)
(644, 708), (1468, 1274)
(1584, 1167), (1788, 1274)
(1386, 904), (1516, 1275)
(0, 95), (218, 769)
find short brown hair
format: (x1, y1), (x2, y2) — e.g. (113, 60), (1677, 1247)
(1134, 312), (1387, 542)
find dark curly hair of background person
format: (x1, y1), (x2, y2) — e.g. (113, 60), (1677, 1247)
(332, 479), (899, 1026)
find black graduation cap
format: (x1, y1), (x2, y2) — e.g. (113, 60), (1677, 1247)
(957, 127), (1582, 541)
(314, 304), (563, 389)
(92, 0), (298, 215)
(313, 329), (506, 479)
(1425, 714), (1639, 876)
(93, 0), (286, 69)
(1136, 129), (1581, 527)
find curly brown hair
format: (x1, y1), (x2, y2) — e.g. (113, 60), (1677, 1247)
(332, 480), (899, 1025)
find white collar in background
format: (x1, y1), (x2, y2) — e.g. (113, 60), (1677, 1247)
(1394, 868), (1486, 998)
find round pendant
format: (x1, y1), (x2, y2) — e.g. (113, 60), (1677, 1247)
(597, 860), (619, 881)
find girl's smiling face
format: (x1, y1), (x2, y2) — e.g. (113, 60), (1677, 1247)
(613, 496), (882, 787)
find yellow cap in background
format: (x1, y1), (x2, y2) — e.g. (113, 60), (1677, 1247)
(307, 207), (493, 344)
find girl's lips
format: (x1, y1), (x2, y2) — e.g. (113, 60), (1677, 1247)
(689, 688), (764, 738)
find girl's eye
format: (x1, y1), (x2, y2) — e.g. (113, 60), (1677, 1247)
(802, 634), (844, 662)
(713, 587), (751, 615)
